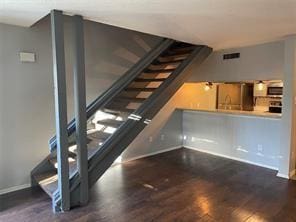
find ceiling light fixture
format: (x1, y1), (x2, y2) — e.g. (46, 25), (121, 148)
(204, 82), (213, 91)
(257, 81), (264, 91)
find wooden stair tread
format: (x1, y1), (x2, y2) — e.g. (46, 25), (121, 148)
(68, 134), (109, 159)
(48, 158), (78, 177)
(170, 45), (195, 52)
(97, 119), (124, 128)
(115, 97), (146, 103)
(144, 68), (175, 74)
(125, 87), (157, 92)
(33, 171), (58, 197)
(134, 78), (167, 82)
(166, 48), (195, 56)
(102, 108), (133, 115)
(103, 107), (133, 114)
(101, 109), (121, 115)
(36, 134), (110, 197)
(87, 130), (111, 140)
(68, 134), (92, 147)
(48, 130), (113, 178)
(103, 106), (135, 114)
(172, 42), (193, 47)
(152, 59), (184, 66)
(164, 50), (192, 57)
(159, 53), (190, 60)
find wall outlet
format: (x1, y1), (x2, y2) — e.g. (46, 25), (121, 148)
(257, 144), (263, 152)
(149, 136), (153, 142)
(161, 134), (165, 141)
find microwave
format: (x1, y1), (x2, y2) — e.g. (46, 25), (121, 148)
(267, 86), (283, 96)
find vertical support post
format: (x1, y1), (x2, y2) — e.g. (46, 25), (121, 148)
(73, 15), (89, 205)
(50, 10), (70, 211)
(279, 35), (296, 178)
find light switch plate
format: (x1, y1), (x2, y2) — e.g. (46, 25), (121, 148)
(19, 52), (35, 62)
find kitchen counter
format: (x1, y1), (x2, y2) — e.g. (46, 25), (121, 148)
(177, 108), (281, 119)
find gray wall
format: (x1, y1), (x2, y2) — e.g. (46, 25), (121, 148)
(0, 16), (166, 192)
(187, 41), (284, 82)
(123, 101), (183, 161)
(0, 21), (55, 193)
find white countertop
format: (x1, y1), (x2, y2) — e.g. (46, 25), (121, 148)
(177, 108), (282, 119)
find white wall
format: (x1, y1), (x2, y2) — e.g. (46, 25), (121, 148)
(0, 17), (164, 193)
(183, 110), (281, 170)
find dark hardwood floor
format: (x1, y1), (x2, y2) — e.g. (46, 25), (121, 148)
(1, 148), (296, 222)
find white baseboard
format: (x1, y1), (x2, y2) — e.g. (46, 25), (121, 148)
(277, 173), (290, 179)
(288, 169), (296, 179)
(184, 146), (279, 171)
(0, 183), (31, 195)
(120, 145), (183, 164)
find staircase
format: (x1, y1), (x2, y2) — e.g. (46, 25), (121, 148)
(31, 36), (212, 211)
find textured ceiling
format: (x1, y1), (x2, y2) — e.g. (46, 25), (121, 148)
(1, 0), (296, 49)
